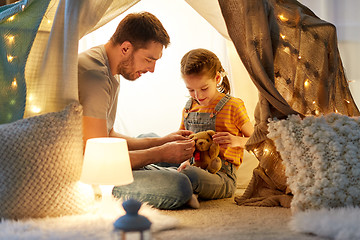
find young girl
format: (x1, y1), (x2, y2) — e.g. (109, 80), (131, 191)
(178, 48), (254, 206)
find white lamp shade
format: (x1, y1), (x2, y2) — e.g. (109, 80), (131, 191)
(80, 138), (134, 186)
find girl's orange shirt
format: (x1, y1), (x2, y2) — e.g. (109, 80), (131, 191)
(180, 93), (250, 166)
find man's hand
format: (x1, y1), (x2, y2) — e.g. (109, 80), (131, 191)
(162, 130), (193, 143)
(159, 138), (195, 164)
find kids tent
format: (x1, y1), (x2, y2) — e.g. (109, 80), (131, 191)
(0, 0), (359, 210)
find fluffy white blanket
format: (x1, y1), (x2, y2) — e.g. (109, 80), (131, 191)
(291, 207), (360, 240)
(0, 198), (178, 240)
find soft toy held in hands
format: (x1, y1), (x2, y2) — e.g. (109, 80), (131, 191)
(188, 130), (222, 174)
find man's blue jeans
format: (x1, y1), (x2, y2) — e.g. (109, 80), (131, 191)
(112, 164), (193, 209)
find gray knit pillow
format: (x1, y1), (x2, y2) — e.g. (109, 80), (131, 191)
(0, 102), (91, 219)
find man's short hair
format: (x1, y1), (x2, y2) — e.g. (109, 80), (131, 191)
(110, 11), (170, 49)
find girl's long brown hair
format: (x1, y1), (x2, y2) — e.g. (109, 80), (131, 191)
(180, 48), (230, 94)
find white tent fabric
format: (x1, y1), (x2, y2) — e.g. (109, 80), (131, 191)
(185, 0), (230, 41)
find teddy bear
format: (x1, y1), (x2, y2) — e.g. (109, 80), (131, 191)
(188, 130), (222, 174)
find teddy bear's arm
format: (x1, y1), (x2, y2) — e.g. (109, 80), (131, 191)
(208, 142), (220, 159)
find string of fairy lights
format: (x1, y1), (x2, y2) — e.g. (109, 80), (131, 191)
(0, 5), (26, 124)
(0, 3), (355, 125)
(277, 13), (353, 116)
(248, 12), (356, 158)
(1, 1), (52, 124)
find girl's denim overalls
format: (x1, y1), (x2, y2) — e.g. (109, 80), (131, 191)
(181, 94), (237, 199)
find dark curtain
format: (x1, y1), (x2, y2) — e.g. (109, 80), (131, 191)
(218, 0), (360, 207)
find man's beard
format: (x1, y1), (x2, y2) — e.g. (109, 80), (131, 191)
(117, 53), (137, 81)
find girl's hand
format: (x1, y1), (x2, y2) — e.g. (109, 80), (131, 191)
(213, 122), (254, 149)
(212, 132), (240, 148)
(177, 160), (191, 172)
(212, 132), (235, 148)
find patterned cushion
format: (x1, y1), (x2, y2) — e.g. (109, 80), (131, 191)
(0, 102), (91, 219)
(268, 114), (360, 212)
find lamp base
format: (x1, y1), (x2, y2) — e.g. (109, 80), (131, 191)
(116, 230), (151, 240)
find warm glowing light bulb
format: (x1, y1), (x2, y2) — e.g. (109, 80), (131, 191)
(312, 100), (316, 104)
(8, 15), (15, 21)
(21, 5), (25, 11)
(280, 34), (285, 39)
(315, 109), (320, 115)
(11, 78), (17, 89)
(6, 35), (15, 44)
(283, 47), (290, 54)
(264, 148), (269, 153)
(345, 99), (350, 104)
(31, 106), (41, 113)
(335, 109), (338, 113)
(7, 55), (14, 62)
(298, 56), (302, 60)
(279, 14), (288, 22)
(304, 79), (310, 88)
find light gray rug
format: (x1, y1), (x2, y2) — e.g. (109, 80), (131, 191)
(154, 193), (324, 240)
(0, 198), (178, 240)
(156, 192), (359, 240)
(1, 191), (357, 240)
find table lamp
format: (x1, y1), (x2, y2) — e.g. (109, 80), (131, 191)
(80, 137), (151, 240)
(80, 137), (134, 201)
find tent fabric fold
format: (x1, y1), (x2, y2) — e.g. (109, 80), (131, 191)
(218, 0), (359, 207)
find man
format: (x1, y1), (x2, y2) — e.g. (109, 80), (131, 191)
(78, 12), (196, 209)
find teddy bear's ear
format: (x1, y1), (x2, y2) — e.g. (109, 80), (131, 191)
(206, 130), (216, 136)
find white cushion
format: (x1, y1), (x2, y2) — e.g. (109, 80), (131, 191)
(268, 114), (360, 212)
